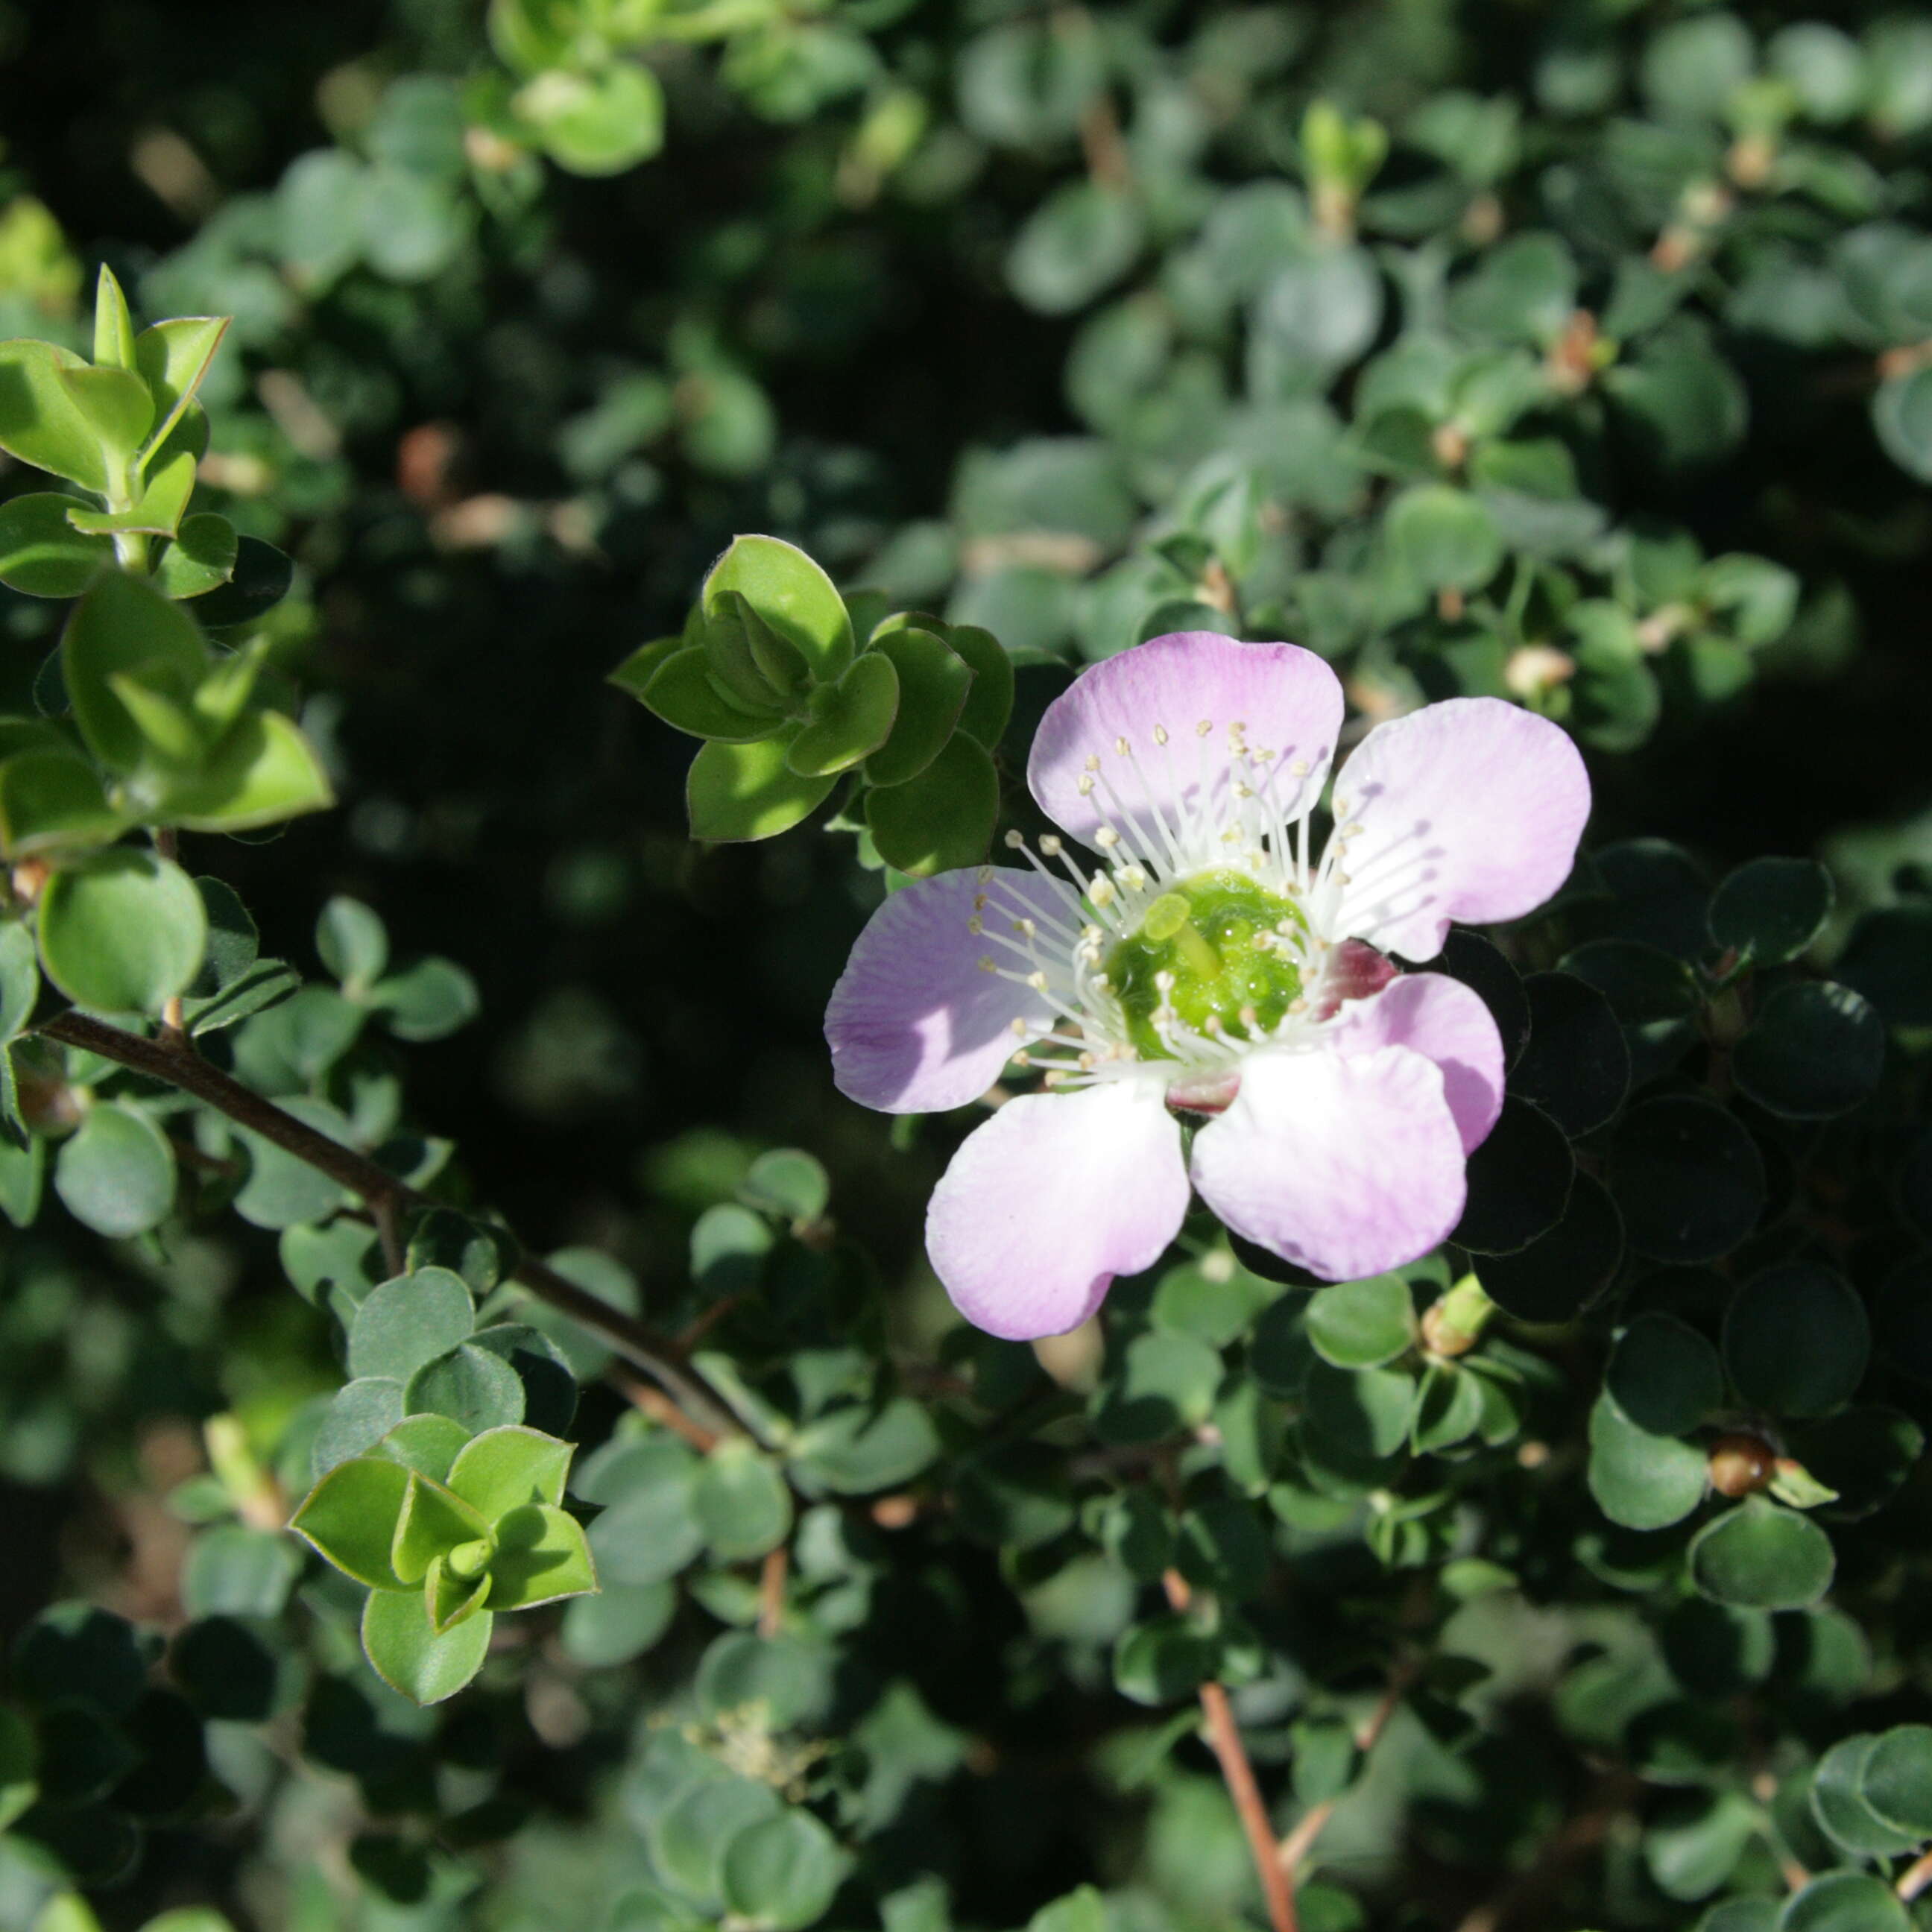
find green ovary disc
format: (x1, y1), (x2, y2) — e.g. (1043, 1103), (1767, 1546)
(1104, 869), (1306, 1060)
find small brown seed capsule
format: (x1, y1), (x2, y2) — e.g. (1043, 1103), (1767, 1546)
(1708, 1432), (1776, 1498)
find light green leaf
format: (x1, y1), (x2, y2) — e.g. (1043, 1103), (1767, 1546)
(57, 361), (154, 464)
(361, 1584), (492, 1705)
(687, 736), (836, 843)
(290, 1455), (412, 1590)
(862, 626), (971, 786)
(0, 751), (127, 859)
(61, 567), (209, 775)
(392, 1468), (492, 1585)
(133, 316), (230, 452)
(92, 267), (137, 372)
(703, 534), (854, 682)
(37, 848), (207, 1012)
(0, 339), (113, 490)
(52, 1099), (175, 1237)
(641, 644), (784, 742)
(446, 1425), (573, 1521)
(486, 1501), (598, 1608)
(164, 711), (336, 833)
(786, 651), (899, 778)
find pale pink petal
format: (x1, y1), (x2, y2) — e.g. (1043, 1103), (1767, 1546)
(1322, 973), (1505, 1154)
(827, 869), (1074, 1112)
(1028, 631), (1343, 856)
(1323, 698), (1589, 962)
(926, 1080), (1189, 1339)
(1190, 1045), (1467, 1281)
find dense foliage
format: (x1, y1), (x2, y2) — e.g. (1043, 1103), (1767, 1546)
(1, 1), (1931, 1929)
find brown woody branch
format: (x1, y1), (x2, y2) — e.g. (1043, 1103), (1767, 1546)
(37, 1008), (739, 1442)
(1163, 1568), (1298, 1932)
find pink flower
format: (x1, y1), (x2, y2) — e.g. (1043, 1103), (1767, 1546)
(825, 632), (1591, 1340)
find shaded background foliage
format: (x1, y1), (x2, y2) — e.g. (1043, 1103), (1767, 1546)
(0, 0), (1930, 1929)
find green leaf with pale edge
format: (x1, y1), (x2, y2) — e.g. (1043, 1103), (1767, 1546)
(703, 535), (853, 681)
(133, 317), (230, 451)
(445, 1426), (572, 1521)
(486, 1502), (597, 1608)
(425, 1551), (491, 1633)
(291, 1456), (412, 1590)
(391, 1470), (491, 1586)
(687, 736), (835, 842)
(865, 733), (999, 875)
(787, 651), (899, 778)
(37, 849), (206, 1012)
(62, 568), (209, 775)
(360, 1585), (492, 1705)
(369, 1413), (473, 1484)
(0, 751), (125, 859)
(0, 493), (113, 597)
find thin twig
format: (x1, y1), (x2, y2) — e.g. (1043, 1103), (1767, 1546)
(1276, 1665), (1413, 1877)
(1898, 1847), (1932, 1902)
(757, 1545), (788, 1639)
(37, 1008), (738, 1442)
(1163, 1569), (1296, 1932)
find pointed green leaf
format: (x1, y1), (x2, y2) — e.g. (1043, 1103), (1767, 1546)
(165, 711), (336, 833)
(701, 594), (792, 712)
(56, 362), (154, 464)
(0, 751), (127, 859)
(391, 1469), (492, 1586)
(0, 340), (113, 491)
(607, 636), (681, 703)
(686, 736), (835, 843)
(133, 317), (230, 452)
(486, 1501), (597, 1609)
(445, 1425), (573, 1521)
(425, 1552), (492, 1634)
(787, 651), (899, 778)
(92, 268), (138, 372)
(107, 672), (203, 765)
(862, 627), (973, 786)
(703, 535), (853, 681)
(37, 849), (206, 1012)
(640, 644), (783, 742)
(61, 568), (208, 774)
(360, 1585), (491, 1705)
(291, 1456), (413, 1589)
(865, 732), (1000, 876)
(0, 493), (113, 597)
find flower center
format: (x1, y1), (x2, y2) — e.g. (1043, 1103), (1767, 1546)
(1104, 868), (1307, 1060)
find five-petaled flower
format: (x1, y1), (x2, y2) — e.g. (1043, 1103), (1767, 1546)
(825, 631), (1591, 1340)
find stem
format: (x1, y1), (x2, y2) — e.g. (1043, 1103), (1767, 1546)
(1163, 1569), (1297, 1932)
(36, 1008), (738, 1442)
(1899, 1847), (1932, 1901)
(1276, 1666), (1412, 1877)
(757, 1544), (788, 1638)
